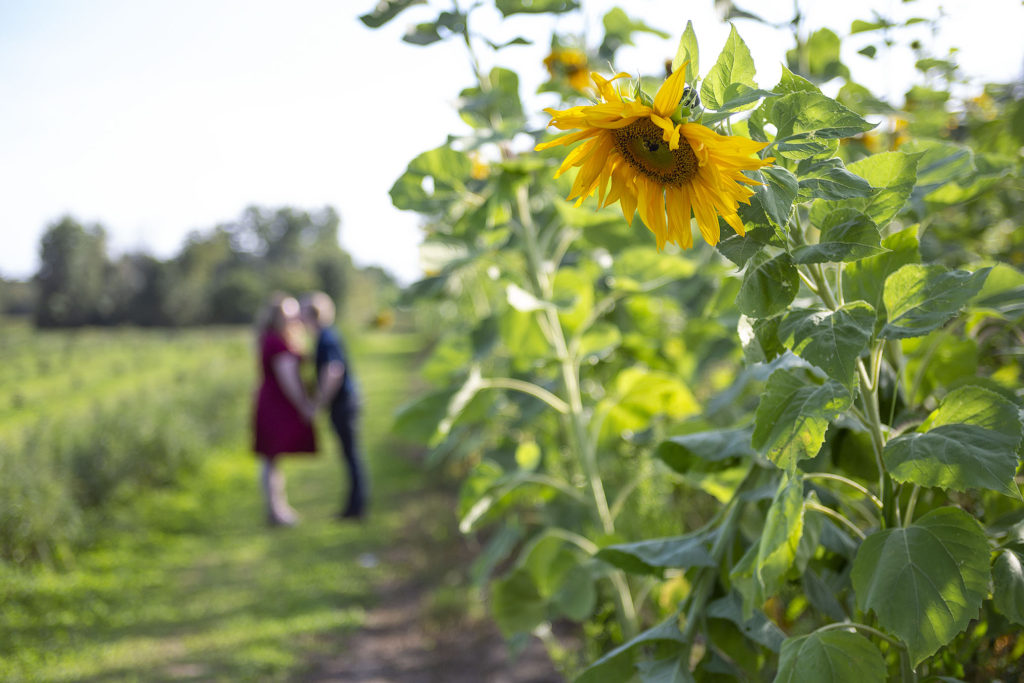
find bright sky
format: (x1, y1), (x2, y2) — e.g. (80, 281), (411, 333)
(1, 0), (1022, 283)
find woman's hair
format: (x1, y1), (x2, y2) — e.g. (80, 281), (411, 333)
(256, 292), (301, 334)
(300, 291), (335, 327)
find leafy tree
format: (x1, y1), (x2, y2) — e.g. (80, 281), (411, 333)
(35, 216), (109, 327)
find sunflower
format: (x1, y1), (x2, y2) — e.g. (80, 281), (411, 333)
(536, 66), (773, 249)
(543, 48), (592, 93)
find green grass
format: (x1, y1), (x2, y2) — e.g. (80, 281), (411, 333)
(0, 329), (430, 681)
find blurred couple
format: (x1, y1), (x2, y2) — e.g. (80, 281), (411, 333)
(252, 291), (366, 526)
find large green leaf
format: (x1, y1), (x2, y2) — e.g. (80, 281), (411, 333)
(575, 613), (687, 683)
(657, 427), (755, 474)
(756, 474), (805, 597)
(495, 0), (577, 15)
(458, 67), (523, 131)
(779, 302), (875, 386)
(701, 25), (757, 111)
(811, 152), (919, 229)
(842, 226), (920, 316)
(403, 10), (465, 45)
(775, 631), (886, 683)
(736, 252), (799, 318)
(490, 568), (546, 635)
(785, 27), (849, 83)
(757, 166), (798, 230)
(599, 368), (700, 438)
(992, 549), (1024, 626)
(637, 656), (694, 683)
(796, 158), (874, 202)
(880, 264), (991, 339)
(610, 246), (696, 292)
(359, 0), (425, 28)
(596, 530), (716, 576)
(390, 146), (471, 214)
(671, 20), (699, 80)
(883, 385), (1023, 499)
(598, 7), (669, 61)
(752, 369), (852, 470)
(852, 507), (991, 665)
(766, 92), (873, 160)
(792, 209), (884, 264)
(706, 591), (786, 651)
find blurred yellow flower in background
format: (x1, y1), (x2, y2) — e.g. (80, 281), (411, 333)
(543, 47), (591, 92)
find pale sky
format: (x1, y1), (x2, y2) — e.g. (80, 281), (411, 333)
(1, 0), (1021, 283)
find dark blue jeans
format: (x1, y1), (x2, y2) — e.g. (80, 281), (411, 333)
(330, 407), (366, 516)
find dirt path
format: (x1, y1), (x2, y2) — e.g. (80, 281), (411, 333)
(299, 486), (564, 683)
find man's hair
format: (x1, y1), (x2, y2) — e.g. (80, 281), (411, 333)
(301, 291), (336, 326)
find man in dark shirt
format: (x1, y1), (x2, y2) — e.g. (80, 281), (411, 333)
(301, 291), (366, 519)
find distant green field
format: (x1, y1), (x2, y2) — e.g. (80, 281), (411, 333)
(0, 323), (429, 680)
(0, 322), (254, 564)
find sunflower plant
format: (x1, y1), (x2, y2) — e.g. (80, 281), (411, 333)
(365, 1), (1024, 680)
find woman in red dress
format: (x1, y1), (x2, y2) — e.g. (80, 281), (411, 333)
(254, 293), (316, 525)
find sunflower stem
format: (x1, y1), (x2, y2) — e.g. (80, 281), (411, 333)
(512, 179), (638, 637)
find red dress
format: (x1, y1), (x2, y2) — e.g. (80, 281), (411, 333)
(253, 331), (316, 458)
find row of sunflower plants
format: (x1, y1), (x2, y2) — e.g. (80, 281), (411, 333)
(366, 1), (1024, 680)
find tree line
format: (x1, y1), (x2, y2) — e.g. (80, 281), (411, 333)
(0, 205), (398, 328)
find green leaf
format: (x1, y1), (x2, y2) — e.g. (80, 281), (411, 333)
(490, 568), (546, 635)
(458, 67), (523, 131)
(880, 264), (991, 339)
(785, 28), (849, 82)
(767, 92), (874, 156)
(597, 531), (716, 576)
(884, 385), (1023, 499)
(706, 591), (786, 651)
(390, 146), (471, 213)
(578, 323), (621, 361)
(852, 507), (991, 666)
(402, 10), (466, 45)
(757, 474), (805, 597)
(657, 427), (755, 474)
(758, 166), (798, 230)
(611, 246), (696, 291)
(637, 656), (694, 683)
(775, 631), (887, 683)
(992, 549), (1024, 626)
(842, 226), (920, 316)
(495, 0), (578, 15)
(902, 139), (975, 197)
(359, 0), (426, 28)
(779, 302), (875, 386)
(575, 613), (687, 683)
(773, 65), (821, 95)
(599, 8), (669, 61)
(701, 25), (757, 111)
(551, 563), (596, 621)
(752, 369), (852, 470)
(736, 252), (799, 318)
(392, 385), (458, 444)
(796, 158), (873, 202)
(672, 20), (699, 80)
(716, 225), (775, 268)
(811, 152), (919, 229)
(599, 368), (700, 438)
(792, 208), (884, 264)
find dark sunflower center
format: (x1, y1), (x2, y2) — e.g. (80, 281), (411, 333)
(612, 118), (698, 186)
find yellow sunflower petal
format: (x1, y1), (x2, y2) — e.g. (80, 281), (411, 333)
(653, 63), (688, 117)
(636, 177), (668, 249)
(666, 186), (693, 249)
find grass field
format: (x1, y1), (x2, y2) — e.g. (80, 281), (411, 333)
(0, 325), (440, 681)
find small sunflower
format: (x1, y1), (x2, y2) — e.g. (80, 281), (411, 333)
(543, 48), (592, 93)
(536, 66), (773, 249)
